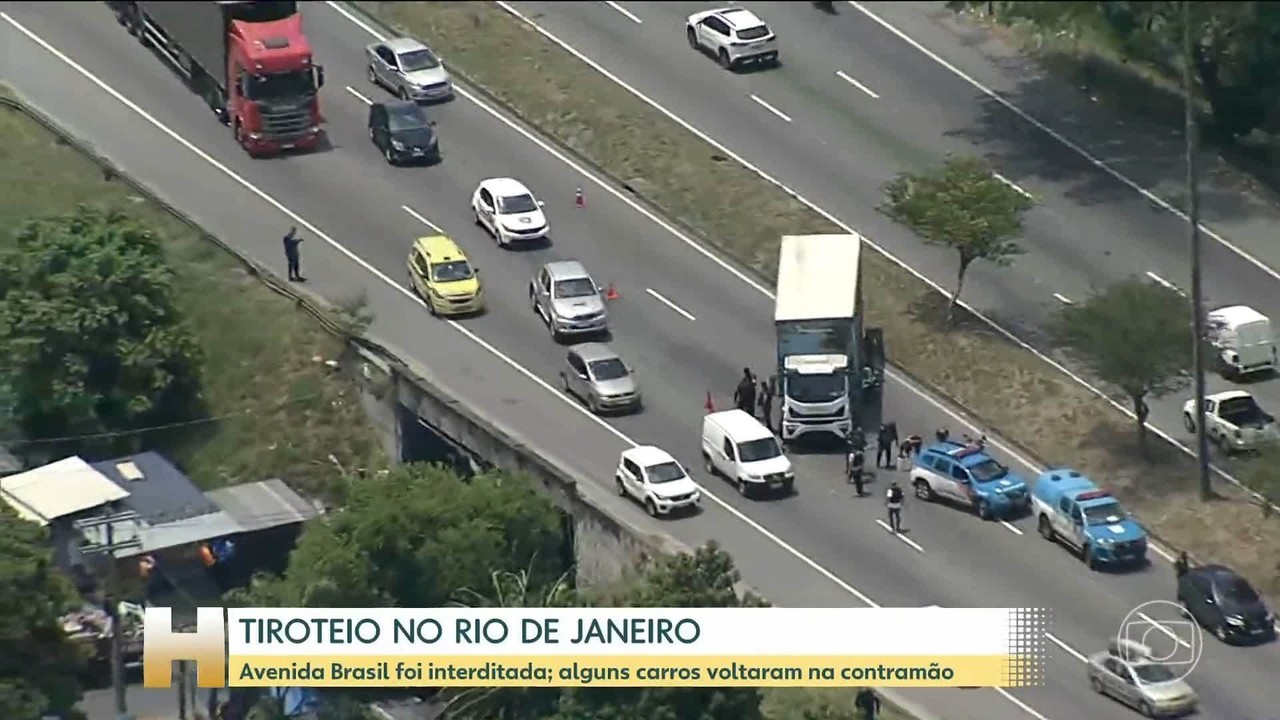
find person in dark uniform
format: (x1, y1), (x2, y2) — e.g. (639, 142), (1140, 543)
(283, 226), (304, 281)
(757, 380), (773, 431)
(935, 427), (950, 443)
(733, 368), (756, 415)
(876, 422), (898, 469)
(855, 688), (881, 719)
(848, 445), (866, 496)
(1174, 550), (1190, 579)
(885, 481), (904, 533)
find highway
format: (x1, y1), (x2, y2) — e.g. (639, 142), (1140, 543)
(508, 0), (1280, 481)
(0, 3), (1276, 720)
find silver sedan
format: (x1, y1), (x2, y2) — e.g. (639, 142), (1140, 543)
(365, 38), (453, 103)
(559, 343), (641, 414)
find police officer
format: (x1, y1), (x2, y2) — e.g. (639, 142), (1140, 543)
(733, 367), (756, 415)
(283, 226), (304, 282)
(757, 380), (773, 431)
(855, 688), (881, 719)
(885, 481), (904, 533)
(848, 444), (866, 496)
(876, 422), (898, 469)
(935, 427), (950, 443)
(1174, 550), (1190, 580)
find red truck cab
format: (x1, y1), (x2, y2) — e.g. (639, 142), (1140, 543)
(227, 12), (324, 155)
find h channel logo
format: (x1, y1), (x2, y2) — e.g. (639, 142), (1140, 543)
(142, 607), (227, 688)
(1117, 600), (1203, 681)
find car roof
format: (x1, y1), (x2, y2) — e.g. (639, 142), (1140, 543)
(383, 37), (431, 54)
(379, 100), (427, 117)
(569, 342), (619, 363)
(622, 445), (678, 467)
(482, 177), (532, 197)
(1190, 564), (1242, 583)
(1207, 390), (1252, 403)
(1034, 469), (1095, 496)
(922, 441), (991, 467)
(544, 259), (591, 280)
(413, 235), (466, 263)
(715, 7), (767, 29)
(708, 409), (773, 441)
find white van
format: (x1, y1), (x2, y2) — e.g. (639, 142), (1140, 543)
(1207, 306), (1277, 376)
(700, 409), (794, 497)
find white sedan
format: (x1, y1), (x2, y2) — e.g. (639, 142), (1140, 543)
(471, 177), (549, 247)
(1182, 390), (1280, 453)
(615, 446), (701, 517)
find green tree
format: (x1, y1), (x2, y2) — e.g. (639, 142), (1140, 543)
(1053, 277), (1192, 456)
(881, 156), (1031, 321)
(0, 507), (87, 718)
(0, 206), (201, 455)
(232, 464), (569, 609)
(550, 543), (767, 720)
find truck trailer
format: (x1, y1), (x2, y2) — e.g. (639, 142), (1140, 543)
(109, 0), (325, 156)
(774, 234), (883, 444)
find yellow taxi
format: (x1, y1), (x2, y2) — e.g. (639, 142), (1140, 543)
(406, 235), (484, 316)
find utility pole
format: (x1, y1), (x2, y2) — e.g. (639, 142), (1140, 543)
(76, 505), (142, 720)
(1183, 0), (1212, 502)
(178, 661), (188, 720)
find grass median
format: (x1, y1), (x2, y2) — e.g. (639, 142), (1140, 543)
(0, 90), (388, 501)
(355, 1), (1280, 604)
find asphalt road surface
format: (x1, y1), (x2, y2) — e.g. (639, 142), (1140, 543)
(2, 3), (1277, 720)
(510, 0), (1280, 492)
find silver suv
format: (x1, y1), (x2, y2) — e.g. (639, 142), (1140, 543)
(530, 261), (608, 341)
(560, 343), (641, 414)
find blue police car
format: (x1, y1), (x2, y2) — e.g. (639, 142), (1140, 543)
(1031, 469), (1148, 569)
(909, 442), (1031, 520)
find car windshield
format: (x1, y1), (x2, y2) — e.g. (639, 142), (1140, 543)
(1219, 396), (1269, 427)
(737, 25), (770, 41)
(388, 106), (430, 132)
(645, 461), (687, 484)
(397, 48), (441, 72)
(785, 372), (846, 403)
(497, 193), (538, 214)
(968, 458), (1008, 483)
(1221, 577), (1260, 604)
(554, 278), (596, 299)
(244, 69), (315, 101)
(589, 358), (628, 381)
(431, 260), (472, 282)
(738, 437), (781, 462)
(1132, 663), (1177, 684)
(1082, 501), (1127, 525)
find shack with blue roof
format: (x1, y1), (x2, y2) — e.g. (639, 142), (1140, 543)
(1031, 468), (1147, 569)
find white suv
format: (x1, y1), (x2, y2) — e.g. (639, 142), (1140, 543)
(686, 8), (778, 71)
(615, 446), (701, 517)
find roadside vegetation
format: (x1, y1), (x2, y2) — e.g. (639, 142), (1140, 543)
(0, 92), (387, 503)
(357, 1), (1280, 609)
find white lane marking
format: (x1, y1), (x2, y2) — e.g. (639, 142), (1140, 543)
(1052, 292), (1073, 305)
(1047, 632), (1088, 663)
(401, 205), (444, 233)
(1137, 612), (1192, 649)
(9, 2), (896, 619)
(1145, 270), (1186, 296)
(344, 85), (373, 105)
(604, 1), (642, 24)
(993, 172), (1034, 200)
(750, 94), (793, 123)
(875, 519), (925, 553)
(645, 288), (696, 321)
(846, 2), (1280, 285)
(835, 69), (880, 99)
(483, 0), (1277, 516)
(1000, 520), (1023, 535)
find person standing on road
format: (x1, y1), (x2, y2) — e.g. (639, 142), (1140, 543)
(757, 380), (773, 431)
(733, 367), (756, 416)
(855, 688), (881, 719)
(1174, 550), (1190, 580)
(876, 422), (898, 469)
(848, 444), (866, 496)
(283, 226), (305, 282)
(885, 481), (904, 533)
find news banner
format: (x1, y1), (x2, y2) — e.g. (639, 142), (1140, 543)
(143, 607), (1049, 689)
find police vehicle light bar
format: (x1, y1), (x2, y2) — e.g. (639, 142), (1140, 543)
(949, 445), (984, 458)
(1075, 489), (1111, 501)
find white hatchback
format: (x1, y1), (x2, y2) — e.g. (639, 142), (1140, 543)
(471, 177), (549, 246)
(615, 446), (701, 517)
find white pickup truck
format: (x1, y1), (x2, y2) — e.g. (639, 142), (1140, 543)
(1182, 390), (1280, 453)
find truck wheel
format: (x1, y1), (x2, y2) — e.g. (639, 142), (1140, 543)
(1037, 515), (1055, 541)
(1083, 544), (1099, 570)
(1182, 413), (1195, 433)
(913, 479), (934, 501)
(976, 500), (992, 520)
(703, 452), (716, 476)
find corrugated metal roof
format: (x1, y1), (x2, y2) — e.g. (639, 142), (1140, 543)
(774, 234), (862, 322)
(0, 456), (129, 525)
(113, 511), (246, 558)
(207, 478), (318, 531)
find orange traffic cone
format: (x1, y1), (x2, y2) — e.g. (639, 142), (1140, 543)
(704, 391), (716, 413)
(604, 282), (619, 301)
(574, 187), (584, 207)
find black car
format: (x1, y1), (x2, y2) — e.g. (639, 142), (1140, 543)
(1178, 564), (1275, 644)
(368, 101), (439, 165)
